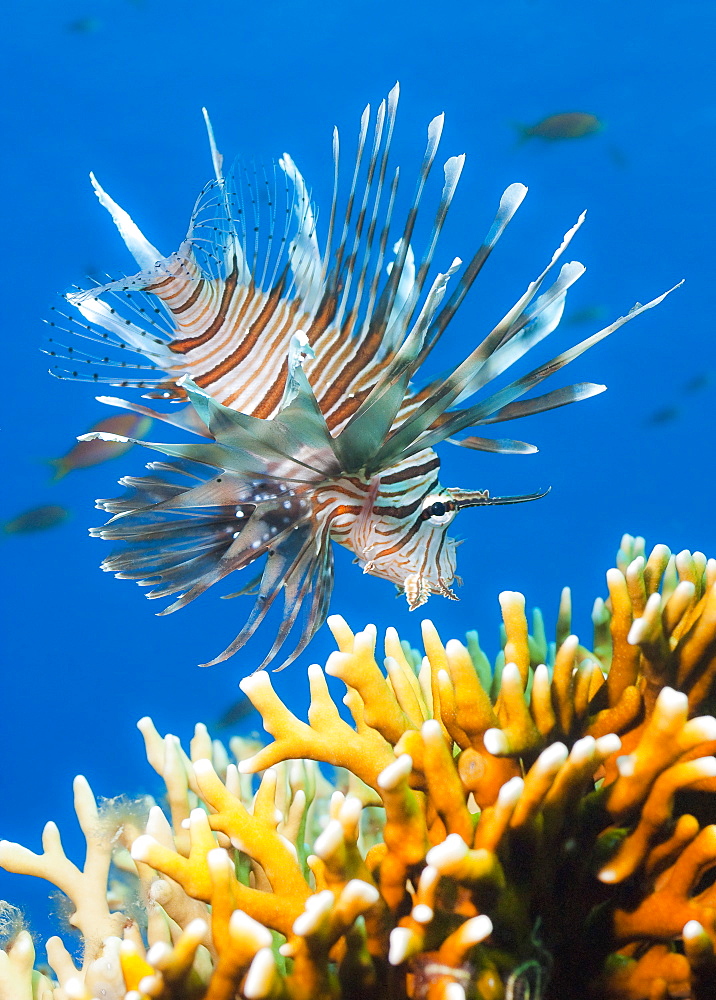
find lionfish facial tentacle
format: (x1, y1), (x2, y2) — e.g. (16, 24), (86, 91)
(436, 577), (459, 601)
(404, 573), (431, 611)
(449, 487), (552, 509)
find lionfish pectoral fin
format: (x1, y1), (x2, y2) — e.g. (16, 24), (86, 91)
(157, 502), (303, 619)
(474, 382), (606, 426)
(396, 285), (682, 465)
(96, 395), (213, 439)
(79, 430), (245, 475)
(199, 526), (314, 666)
(179, 369), (340, 480)
(337, 257), (464, 472)
(268, 533), (335, 672)
(365, 185), (531, 471)
(447, 436), (539, 455)
(200, 524), (334, 672)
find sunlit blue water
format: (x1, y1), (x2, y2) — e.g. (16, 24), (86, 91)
(2, 0), (713, 943)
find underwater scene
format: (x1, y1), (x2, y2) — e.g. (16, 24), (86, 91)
(2, 1), (716, 997)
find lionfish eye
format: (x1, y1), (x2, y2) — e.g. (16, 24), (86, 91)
(420, 494), (457, 526)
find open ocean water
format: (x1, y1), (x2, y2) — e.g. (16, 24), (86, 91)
(1, 0), (713, 943)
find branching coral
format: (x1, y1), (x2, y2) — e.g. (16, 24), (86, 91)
(2, 535), (716, 1000)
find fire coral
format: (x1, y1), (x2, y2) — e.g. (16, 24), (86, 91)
(1, 534), (716, 1000)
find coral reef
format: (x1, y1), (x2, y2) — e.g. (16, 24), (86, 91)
(2, 534), (716, 1000)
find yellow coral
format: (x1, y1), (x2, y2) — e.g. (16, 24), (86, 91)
(1, 535), (716, 1000)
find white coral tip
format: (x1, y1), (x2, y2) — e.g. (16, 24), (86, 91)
(314, 819), (343, 859)
(598, 867), (617, 883)
(412, 903), (433, 924)
(131, 834), (158, 863)
(192, 757), (214, 778)
(293, 891), (333, 937)
(536, 742), (568, 772)
(595, 733), (622, 756)
(461, 913), (493, 944)
(185, 917), (209, 939)
(616, 754), (635, 777)
(340, 796), (363, 825)
(64, 978), (88, 999)
(426, 833), (468, 870)
(389, 927), (416, 965)
(497, 776), (524, 806)
(378, 754), (413, 790)
(239, 673), (269, 697)
(655, 686), (688, 714)
(421, 719), (443, 739)
(500, 661), (522, 687)
(445, 638), (467, 655)
(570, 735), (596, 764)
(138, 974), (162, 996)
(341, 879), (380, 907)
(627, 618), (648, 645)
(230, 909), (273, 948)
(693, 756), (716, 777)
(445, 984), (467, 1000)
(145, 941), (172, 967)
(244, 947), (276, 999)
(483, 728), (509, 755)
(688, 716), (716, 741)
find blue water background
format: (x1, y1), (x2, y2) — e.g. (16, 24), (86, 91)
(1, 0), (712, 943)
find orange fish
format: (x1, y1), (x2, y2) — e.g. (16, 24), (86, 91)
(519, 112), (602, 142)
(49, 414), (152, 480)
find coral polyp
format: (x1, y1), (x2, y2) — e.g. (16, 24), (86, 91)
(2, 535), (716, 999)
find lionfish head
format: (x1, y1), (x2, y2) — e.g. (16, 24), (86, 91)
(353, 481), (551, 612)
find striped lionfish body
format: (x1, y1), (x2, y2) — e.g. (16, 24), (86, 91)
(51, 85), (675, 669)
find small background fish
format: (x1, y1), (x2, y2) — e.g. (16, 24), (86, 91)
(517, 112), (603, 141)
(48, 414), (152, 479)
(643, 367), (713, 426)
(2, 505), (69, 535)
(66, 17), (102, 33)
(215, 694), (257, 731)
(565, 304), (607, 327)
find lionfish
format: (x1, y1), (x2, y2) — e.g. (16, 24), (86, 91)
(49, 85), (674, 669)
